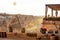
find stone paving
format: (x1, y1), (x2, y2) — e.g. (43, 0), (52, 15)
(0, 38), (37, 40)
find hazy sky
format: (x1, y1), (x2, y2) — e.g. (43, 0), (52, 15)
(0, 0), (60, 16)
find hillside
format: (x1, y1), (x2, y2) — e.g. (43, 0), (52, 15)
(0, 13), (44, 33)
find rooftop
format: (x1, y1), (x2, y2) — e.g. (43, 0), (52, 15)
(46, 4), (60, 10)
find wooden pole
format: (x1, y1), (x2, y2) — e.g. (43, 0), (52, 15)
(56, 10), (58, 17)
(45, 5), (48, 18)
(51, 9), (53, 17)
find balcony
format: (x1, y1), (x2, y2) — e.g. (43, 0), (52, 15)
(43, 18), (60, 24)
(43, 17), (60, 21)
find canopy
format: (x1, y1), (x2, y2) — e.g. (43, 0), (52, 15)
(46, 4), (60, 10)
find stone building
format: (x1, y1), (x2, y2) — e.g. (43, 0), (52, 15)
(42, 4), (60, 35)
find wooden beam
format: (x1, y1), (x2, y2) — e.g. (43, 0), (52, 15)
(45, 6), (48, 18)
(51, 8), (53, 17)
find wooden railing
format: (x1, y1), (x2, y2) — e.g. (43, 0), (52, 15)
(43, 20), (60, 25)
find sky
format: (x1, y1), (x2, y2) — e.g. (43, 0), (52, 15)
(0, 0), (60, 16)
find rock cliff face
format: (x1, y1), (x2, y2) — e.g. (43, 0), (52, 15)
(0, 13), (44, 33)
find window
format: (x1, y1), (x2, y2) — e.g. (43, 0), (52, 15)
(48, 30), (53, 34)
(55, 30), (58, 34)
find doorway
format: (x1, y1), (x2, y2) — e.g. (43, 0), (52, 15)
(0, 32), (7, 38)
